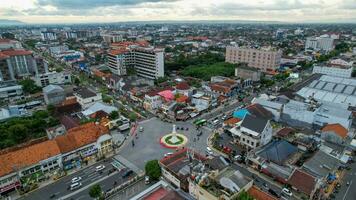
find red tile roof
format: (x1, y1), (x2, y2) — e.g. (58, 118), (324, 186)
(176, 95), (189, 103)
(1, 49), (32, 56)
(288, 169), (317, 195)
(175, 82), (190, 90)
(0, 140), (61, 177)
(248, 185), (278, 200)
(224, 118), (241, 125)
(321, 123), (348, 138)
(109, 48), (128, 55)
(0, 52), (9, 59)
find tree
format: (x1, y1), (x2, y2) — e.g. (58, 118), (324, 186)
(74, 77), (80, 86)
(145, 160), (161, 181)
(109, 111), (119, 120)
(8, 124), (29, 143)
(89, 184), (102, 199)
(19, 79), (41, 94)
(47, 104), (55, 115)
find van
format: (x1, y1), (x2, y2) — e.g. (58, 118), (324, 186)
(70, 182), (82, 190)
(212, 119), (219, 125)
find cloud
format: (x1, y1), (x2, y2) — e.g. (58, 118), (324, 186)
(37, 0), (180, 9)
(340, 0), (356, 9)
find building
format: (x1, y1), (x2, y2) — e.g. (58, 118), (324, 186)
(82, 102), (118, 117)
(296, 75), (356, 108)
(65, 30), (88, 39)
(43, 85), (66, 105)
(107, 46), (164, 79)
(74, 88), (102, 109)
(210, 79), (239, 97)
(312, 65), (353, 78)
(0, 49), (37, 80)
(143, 92), (162, 111)
(159, 148), (207, 192)
(234, 114), (273, 150)
(225, 46), (282, 73)
(0, 81), (23, 100)
(0, 39), (22, 50)
(0, 122), (112, 195)
(302, 150), (340, 179)
(101, 33), (123, 43)
(305, 35), (334, 52)
(34, 71), (72, 87)
(320, 123), (349, 144)
(191, 167), (253, 200)
(287, 169), (318, 199)
(41, 31), (57, 41)
(235, 65), (262, 82)
(49, 45), (69, 56)
(312, 59), (353, 78)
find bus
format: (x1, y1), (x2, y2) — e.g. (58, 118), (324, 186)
(194, 119), (207, 126)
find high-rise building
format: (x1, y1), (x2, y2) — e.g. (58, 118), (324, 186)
(0, 49), (37, 80)
(108, 46), (164, 80)
(0, 39), (22, 50)
(41, 32), (57, 41)
(225, 46), (282, 73)
(101, 33), (123, 44)
(305, 35), (334, 52)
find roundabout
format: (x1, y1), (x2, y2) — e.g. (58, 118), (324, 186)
(160, 124), (188, 148)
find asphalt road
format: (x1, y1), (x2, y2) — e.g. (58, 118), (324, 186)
(335, 161), (356, 200)
(21, 160), (118, 200)
(118, 117), (211, 170)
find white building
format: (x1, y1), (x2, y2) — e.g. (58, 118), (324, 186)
(0, 82), (23, 100)
(74, 88), (102, 109)
(305, 35), (334, 52)
(143, 94), (162, 111)
(107, 47), (164, 79)
(312, 65), (353, 78)
(235, 114), (272, 150)
(0, 39), (22, 50)
(41, 32), (57, 41)
(34, 71), (72, 87)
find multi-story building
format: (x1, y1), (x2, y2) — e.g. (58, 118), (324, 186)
(43, 85), (66, 105)
(235, 65), (262, 82)
(234, 114), (273, 150)
(210, 79), (240, 97)
(41, 31), (57, 41)
(34, 71), (72, 87)
(305, 35), (334, 52)
(0, 122), (112, 195)
(0, 81), (23, 100)
(312, 64), (353, 78)
(0, 39), (22, 50)
(0, 49), (37, 80)
(225, 46), (282, 73)
(107, 46), (164, 79)
(101, 33), (123, 43)
(65, 30), (88, 39)
(74, 88), (102, 109)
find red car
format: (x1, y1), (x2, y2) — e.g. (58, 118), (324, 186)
(223, 146), (232, 154)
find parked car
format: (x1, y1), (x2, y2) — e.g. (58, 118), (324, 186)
(268, 188), (280, 198)
(139, 127), (144, 132)
(222, 146), (232, 154)
(122, 170), (134, 178)
(281, 188), (293, 197)
(145, 176), (150, 184)
(96, 165), (106, 172)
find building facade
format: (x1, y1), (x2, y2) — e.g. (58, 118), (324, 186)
(226, 46), (282, 73)
(108, 47), (164, 79)
(305, 35), (334, 52)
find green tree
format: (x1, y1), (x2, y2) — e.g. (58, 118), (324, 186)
(47, 104), (55, 115)
(89, 184), (103, 199)
(8, 124), (29, 143)
(109, 111), (119, 120)
(128, 113), (137, 122)
(19, 79), (41, 94)
(145, 160), (161, 181)
(74, 77), (80, 86)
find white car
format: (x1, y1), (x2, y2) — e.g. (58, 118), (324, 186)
(282, 188), (293, 197)
(96, 165), (106, 172)
(70, 182), (82, 191)
(206, 147), (214, 155)
(164, 152), (173, 157)
(71, 176), (82, 183)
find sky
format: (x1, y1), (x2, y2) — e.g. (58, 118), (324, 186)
(0, 0), (356, 24)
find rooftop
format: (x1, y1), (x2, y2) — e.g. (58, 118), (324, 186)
(75, 88), (98, 98)
(257, 140), (298, 166)
(287, 169), (317, 195)
(321, 123), (348, 138)
(303, 150), (340, 178)
(1, 49), (32, 56)
(241, 114), (268, 135)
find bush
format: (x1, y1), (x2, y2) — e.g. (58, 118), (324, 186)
(181, 62), (236, 81)
(89, 184), (102, 199)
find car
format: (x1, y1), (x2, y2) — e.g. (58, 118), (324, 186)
(206, 147), (213, 155)
(268, 188), (280, 198)
(70, 182), (82, 191)
(145, 176), (150, 184)
(282, 188), (293, 197)
(139, 127), (144, 132)
(71, 177), (82, 183)
(96, 165), (106, 172)
(122, 170), (134, 178)
(164, 152), (173, 157)
(197, 131), (203, 136)
(233, 155), (242, 161)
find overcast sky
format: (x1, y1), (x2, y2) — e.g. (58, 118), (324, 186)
(0, 0), (356, 24)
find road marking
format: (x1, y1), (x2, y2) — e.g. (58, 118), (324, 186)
(342, 180), (352, 200)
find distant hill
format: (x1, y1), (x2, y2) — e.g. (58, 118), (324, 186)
(0, 19), (25, 26)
